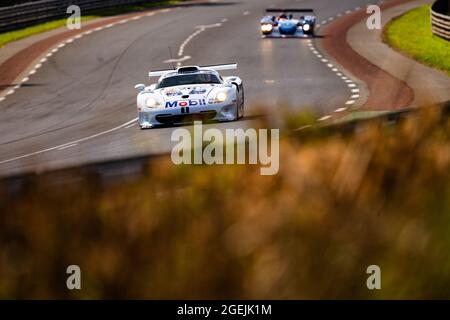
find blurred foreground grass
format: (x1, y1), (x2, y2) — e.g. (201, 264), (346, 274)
(0, 106), (450, 299)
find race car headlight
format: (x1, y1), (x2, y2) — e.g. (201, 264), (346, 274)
(261, 24), (273, 32)
(145, 97), (160, 108)
(209, 90), (228, 104)
(216, 91), (228, 102)
(303, 24), (311, 31)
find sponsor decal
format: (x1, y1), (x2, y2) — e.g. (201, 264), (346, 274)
(165, 99), (206, 108)
(164, 87), (207, 96)
(189, 87), (207, 95)
(164, 89), (183, 97)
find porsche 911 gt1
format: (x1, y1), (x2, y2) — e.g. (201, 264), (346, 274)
(134, 64), (244, 129)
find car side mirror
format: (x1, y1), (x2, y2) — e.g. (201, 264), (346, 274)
(135, 84), (146, 92)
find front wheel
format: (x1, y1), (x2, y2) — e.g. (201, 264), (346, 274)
(232, 85), (244, 120)
(238, 89), (245, 119)
(237, 102), (244, 120)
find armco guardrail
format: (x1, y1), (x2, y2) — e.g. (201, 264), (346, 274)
(431, 0), (450, 41)
(0, 0), (166, 33)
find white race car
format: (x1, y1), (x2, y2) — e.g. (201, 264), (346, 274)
(134, 64), (244, 129)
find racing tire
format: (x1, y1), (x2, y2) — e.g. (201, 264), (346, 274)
(239, 97), (245, 120)
(232, 84), (244, 120)
(233, 104), (240, 121)
(239, 106), (244, 120)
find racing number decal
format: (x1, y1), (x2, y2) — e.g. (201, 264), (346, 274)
(181, 107), (190, 114)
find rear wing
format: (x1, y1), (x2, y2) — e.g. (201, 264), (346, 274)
(149, 63), (237, 78)
(200, 63), (237, 72)
(265, 8), (315, 13)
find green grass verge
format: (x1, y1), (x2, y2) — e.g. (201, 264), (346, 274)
(0, 17), (95, 48)
(384, 5), (450, 75)
(0, 0), (180, 48)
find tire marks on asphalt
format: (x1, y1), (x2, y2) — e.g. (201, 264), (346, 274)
(0, 11), (161, 103)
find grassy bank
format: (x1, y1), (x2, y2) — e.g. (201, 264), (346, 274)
(384, 5), (450, 75)
(0, 17), (96, 48)
(1, 106), (450, 299)
(0, 1), (180, 48)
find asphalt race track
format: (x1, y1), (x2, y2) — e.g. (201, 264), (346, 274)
(0, 0), (378, 176)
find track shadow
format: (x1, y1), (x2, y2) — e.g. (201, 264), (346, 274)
(262, 34), (327, 40)
(0, 83), (44, 90)
(172, 1), (240, 8)
(92, 1), (240, 17)
(142, 114), (267, 130)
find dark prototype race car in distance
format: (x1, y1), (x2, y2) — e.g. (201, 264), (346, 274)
(260, 8), (317, 38)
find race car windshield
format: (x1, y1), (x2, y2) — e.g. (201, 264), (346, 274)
(157, 73), (221, 89)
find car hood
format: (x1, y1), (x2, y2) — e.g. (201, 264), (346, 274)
(156, 84), (219, 101)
